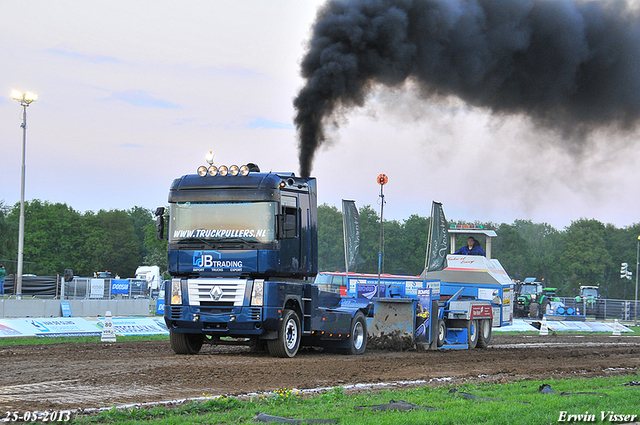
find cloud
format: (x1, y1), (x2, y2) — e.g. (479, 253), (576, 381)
(46, 48), (122, 64)
(212, 65), (265, 77)
(100, 90), (181, 109)
(245, 117), (294, 130)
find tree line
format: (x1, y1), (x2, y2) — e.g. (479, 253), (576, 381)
(318, 204), (640, 300)
(0, 200), (166, 279)
(1, 199), (639, 299)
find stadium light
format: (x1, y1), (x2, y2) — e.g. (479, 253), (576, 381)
(12, 90), (37, 298)
(636, 236), (639, 323)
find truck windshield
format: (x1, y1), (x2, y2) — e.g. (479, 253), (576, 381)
(169, 201), (277, 243)
(520, 284), (537, 295)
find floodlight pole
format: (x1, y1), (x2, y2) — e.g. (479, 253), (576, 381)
(376, 174), (388, 286)
(636, 236), (639, 323)
(12, 91), (37, 299)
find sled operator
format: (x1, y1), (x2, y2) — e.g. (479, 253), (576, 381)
(454, 237), (486, 256)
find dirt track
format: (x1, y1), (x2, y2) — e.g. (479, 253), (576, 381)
(1, 333), (639, 413)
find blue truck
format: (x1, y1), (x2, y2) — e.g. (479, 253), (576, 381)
(155, 159), (369, 357)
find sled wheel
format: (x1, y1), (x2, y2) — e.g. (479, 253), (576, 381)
(468, 320), (479, 349)
(476, 319), (492, 348)
(268, 309), (301, 358)
(437, 319), (446, 347)
(170, 330), (203, 355)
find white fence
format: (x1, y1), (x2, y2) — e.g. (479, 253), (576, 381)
(556, 297), (639, 321)
(61, 278), (162, 300)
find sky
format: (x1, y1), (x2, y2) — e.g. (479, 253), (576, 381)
(1, 0), (639, 231)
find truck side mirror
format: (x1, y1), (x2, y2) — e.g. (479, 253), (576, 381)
(155, 207), (166, 240)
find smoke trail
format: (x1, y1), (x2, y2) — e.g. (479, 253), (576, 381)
(294, 0), (640, 177)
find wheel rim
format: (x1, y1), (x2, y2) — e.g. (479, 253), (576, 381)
(482, 321), (491, 339)
(439, 323), (445, 341)
(470, 321), (477, 342)
(285, 318), (298, 350)
(353, 321), (364, 350)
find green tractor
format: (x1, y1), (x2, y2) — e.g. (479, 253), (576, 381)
(515, 277), (558, 319)
(575, 284), (602, 318)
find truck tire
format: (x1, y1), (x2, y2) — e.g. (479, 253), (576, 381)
(468, 320), (479, 349)
(343, 312), (367, 355)
(170, 330), (203, 355)
(529, 302), (539, 318)
(268, 309), (301, 358)
(541, 299), (551, 317)
(437, 319), (446, 347)
(476, 319), (492, 348)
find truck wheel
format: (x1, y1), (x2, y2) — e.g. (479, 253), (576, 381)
(468, 320), (479, 349)
(476, 319), (492, 348)
(343, 312), (367, 355)
(437, 319), (446, 347)
(268, 309), (301, 358)
(541, 299), (551, 317)
(170, 330), (203, 355)
(529, 302), (539, 318)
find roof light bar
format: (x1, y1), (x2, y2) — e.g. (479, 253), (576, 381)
(449, 224), (484, 229)
(196, 154), (257, 177)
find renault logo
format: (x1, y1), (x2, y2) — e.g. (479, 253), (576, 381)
(210, 285), (223, 301)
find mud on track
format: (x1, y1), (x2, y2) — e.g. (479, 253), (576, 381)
(1, 334), (639, 413)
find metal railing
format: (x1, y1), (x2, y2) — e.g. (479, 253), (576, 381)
(61, 278), (159, 300)
(556, 297), (638, 322)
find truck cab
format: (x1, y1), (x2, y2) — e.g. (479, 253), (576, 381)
(158, 159), (368, 357)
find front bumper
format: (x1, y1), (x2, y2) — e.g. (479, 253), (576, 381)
(164, 304), (281, 335)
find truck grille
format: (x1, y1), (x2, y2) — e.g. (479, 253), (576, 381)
(187, 278), (247, 307)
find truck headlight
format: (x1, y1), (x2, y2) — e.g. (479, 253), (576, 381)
(251, 279), (264, 306)
(171, 279), (182, 305)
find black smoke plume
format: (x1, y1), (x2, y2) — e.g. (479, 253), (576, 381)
(294, 0), (640, 177)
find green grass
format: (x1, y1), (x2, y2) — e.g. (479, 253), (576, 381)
(53, 374), (640, 425)
(0, 334), (169, 346)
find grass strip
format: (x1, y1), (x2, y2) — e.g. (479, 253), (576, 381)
(59, 373), (640, 425)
